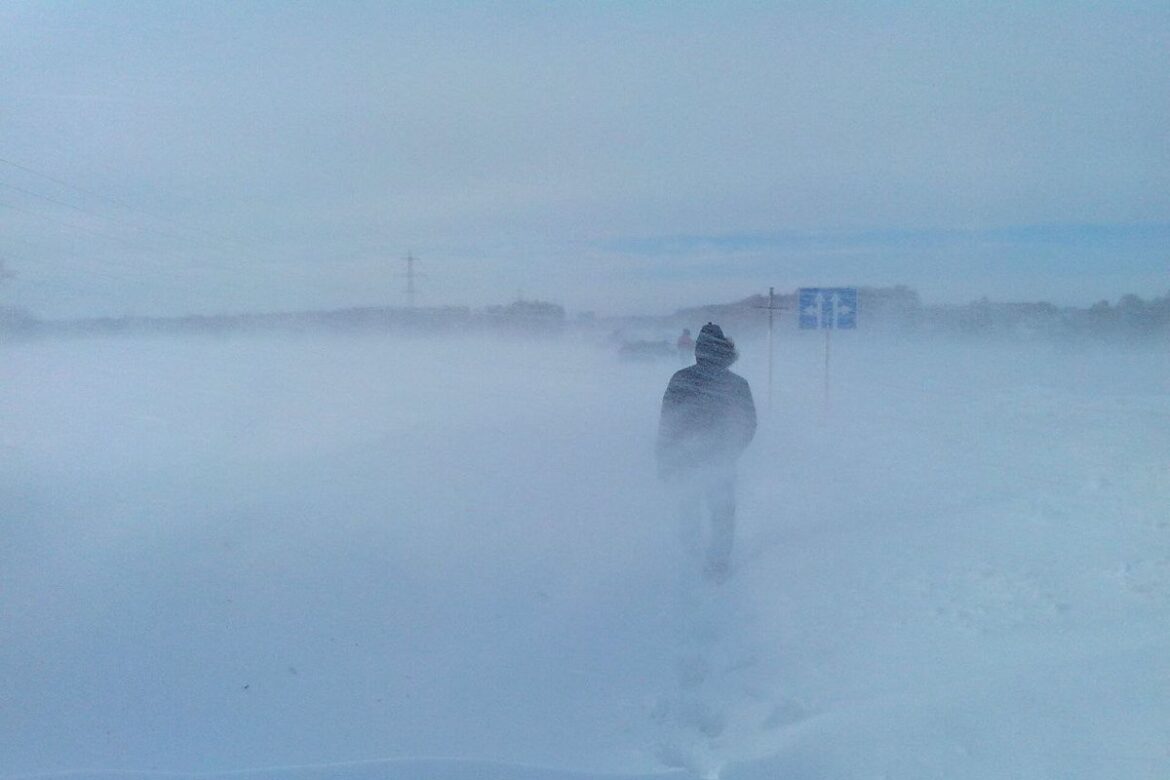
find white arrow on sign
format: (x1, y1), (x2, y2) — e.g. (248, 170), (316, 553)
(820, 291), (836, 327)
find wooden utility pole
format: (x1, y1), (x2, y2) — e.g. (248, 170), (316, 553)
(753, 287), (788, 413)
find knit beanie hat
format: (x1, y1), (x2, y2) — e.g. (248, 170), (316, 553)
(694, 322), (737, 367)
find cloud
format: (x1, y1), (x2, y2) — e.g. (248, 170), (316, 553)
(1, 3), (1168, 317)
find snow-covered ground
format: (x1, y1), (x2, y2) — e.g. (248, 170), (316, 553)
(2, 330), (1167, 779)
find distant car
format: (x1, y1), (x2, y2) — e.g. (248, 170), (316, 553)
(618, 338), (676, 361)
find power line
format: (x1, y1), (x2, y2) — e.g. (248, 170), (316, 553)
(0, 155), (394, 314)
(0, 179), (213, 248)
(0, 169), (301, 287)
(0, 154), (243, 250)
(0, 201), (280, 306)
(0, 198), (190, 253)
(0, 199), (135, 245)
(0, 155), (336, 292)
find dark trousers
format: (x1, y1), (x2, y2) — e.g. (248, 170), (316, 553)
(674, 466), (736, 569)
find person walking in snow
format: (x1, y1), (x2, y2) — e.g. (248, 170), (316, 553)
(657, 322), (756, 582)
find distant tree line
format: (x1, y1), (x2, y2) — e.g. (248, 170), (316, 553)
(666, 286), (1170, 343)
(921, 291), (1170, 342)
(2, 287), (1168, 343)
(0, 299), (567, 340)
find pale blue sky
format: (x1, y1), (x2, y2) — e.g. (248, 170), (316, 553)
(1, 1), (1167, 317)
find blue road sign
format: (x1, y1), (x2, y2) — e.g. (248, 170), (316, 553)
(798, 289), (819, 329)
(799, 288), (858, 329)
(835, 288), (857, 328)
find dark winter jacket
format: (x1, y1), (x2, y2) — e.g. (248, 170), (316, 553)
(657, 324), (756, 476)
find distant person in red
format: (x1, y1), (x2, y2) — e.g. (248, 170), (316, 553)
(676, 328), (695, 363)
(657, 323), (756, 582)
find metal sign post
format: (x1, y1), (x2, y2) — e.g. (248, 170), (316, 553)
(799, 287), (858, 414)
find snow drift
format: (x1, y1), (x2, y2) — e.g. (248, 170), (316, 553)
(1, 330), (1167, 779)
